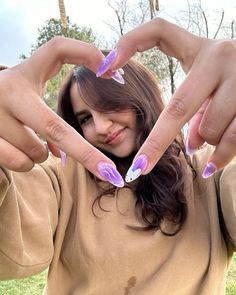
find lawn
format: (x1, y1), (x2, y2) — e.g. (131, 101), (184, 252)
(0, 254), (235, 294)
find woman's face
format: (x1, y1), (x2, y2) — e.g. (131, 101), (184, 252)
(70, 83), (137, 158)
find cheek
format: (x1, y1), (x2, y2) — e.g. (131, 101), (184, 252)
(82, 126), (95, 143)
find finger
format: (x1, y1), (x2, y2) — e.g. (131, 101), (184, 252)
(47, 141), (61, 158)
(18, 37), (105, 86)
(0, 47), (124, 187)
(186, 99), (210, 155)
(202, 116), (236, 178)
(199, 79), (236, 145)
(112, 17), (202, 70)
(10, 98), (124, 186)
(0, 114), (48, 163)
(0, 137), (34, 172)
(125, 58), (221, 180)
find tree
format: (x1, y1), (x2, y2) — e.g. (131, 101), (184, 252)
(58, 0), (67, 28)
(105, 0), (236, 98)
(27, 18), (96, 110)
(105, 0), (172, 97)
(31, 18), (95, 52)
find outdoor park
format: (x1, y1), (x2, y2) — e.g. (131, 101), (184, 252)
(0, 0), (235, 294)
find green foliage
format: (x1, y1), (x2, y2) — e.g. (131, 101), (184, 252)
(44, 64), (73, 111)
(32, 17), (95, 51)
(29, 17), (96, 109)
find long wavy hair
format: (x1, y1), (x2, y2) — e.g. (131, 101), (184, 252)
(57, 58), (195, 235)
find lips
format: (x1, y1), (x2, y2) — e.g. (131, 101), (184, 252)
(105, 128), (125, 144)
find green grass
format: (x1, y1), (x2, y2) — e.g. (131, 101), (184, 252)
(0, 270), (47, 295)
(0, 254), (235, 294)
(226, 254), (236, 295)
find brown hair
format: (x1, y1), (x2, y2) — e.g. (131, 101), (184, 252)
(0, 65), (8, 71)
(57, 59), (194, 235)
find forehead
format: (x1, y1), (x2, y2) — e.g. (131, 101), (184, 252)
(70, 82), (90, 111)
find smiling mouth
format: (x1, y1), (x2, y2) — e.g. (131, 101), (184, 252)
(105, 128), (125, 144)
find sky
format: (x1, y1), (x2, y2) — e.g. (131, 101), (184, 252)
(0, 0), (236, 66)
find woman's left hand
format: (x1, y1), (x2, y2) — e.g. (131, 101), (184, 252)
(97, 18), (236, 180)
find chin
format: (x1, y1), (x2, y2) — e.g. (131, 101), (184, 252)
(110, 147), (135, 158)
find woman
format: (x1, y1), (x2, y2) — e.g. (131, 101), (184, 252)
(0, 58), (235, 295)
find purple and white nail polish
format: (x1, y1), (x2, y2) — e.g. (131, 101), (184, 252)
(125, 155), (148, 183)
(202, 162), (217, 178)
(185, 137), (197, 156)
(59, 150), (67, 167)
(97, 162), (124, 187)
(108, 70), (125, 85)
(96, 48), (118, 77)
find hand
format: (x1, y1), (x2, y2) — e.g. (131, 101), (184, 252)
(0, 37), (124, 187)
(97, 18), (236, 179)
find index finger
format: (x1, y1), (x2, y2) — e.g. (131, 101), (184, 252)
(126, 59), (220, 180)
(15, 95), (124, 187)
(112, 18), (201, 71)
(1, 40), (124, 187)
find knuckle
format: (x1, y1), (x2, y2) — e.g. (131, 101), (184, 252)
(225, 130), (236, 146)
(165, 98), (187, 120)
(79, 148), (98, 168)
(28, 144), (48, 162)
(144, 136), (165, 156)
(45, 119), (68, 143)
(214, 40), (236, 58)
(5, 154), (33, 172)
(49, 36), (65, 46)
(199, 124), (219, 145)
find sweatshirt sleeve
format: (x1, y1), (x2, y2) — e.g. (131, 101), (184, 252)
(216, 157), (236, 251)
(0, 156), (60, 280)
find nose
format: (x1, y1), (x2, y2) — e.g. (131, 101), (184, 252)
(93, 112), (112, 135)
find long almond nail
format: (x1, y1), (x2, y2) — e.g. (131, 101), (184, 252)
(202, 162), (217, 178)
(96, 48), (117, 77)
(59, 150), (67, 166)
(108, 69), (125, 84)
(125, 155), (148, 183)
(97, 162), (124, 187)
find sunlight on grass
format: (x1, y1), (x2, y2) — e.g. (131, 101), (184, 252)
(0, 270), (47, 295)
(226, 254), (236, 295)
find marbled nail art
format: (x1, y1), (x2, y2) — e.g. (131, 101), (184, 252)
(202, 162), (217, 178)
(96, 48), (117, 77)
(97, 162), (124, 187)
(125, 155), (148, 183)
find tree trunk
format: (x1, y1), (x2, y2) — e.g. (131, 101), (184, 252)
(58, 0), (67, 28)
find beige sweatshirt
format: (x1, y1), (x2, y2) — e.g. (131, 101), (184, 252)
(0, 146), (235, 295)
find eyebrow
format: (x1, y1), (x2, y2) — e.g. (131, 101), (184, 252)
(74, 110), (88, 117)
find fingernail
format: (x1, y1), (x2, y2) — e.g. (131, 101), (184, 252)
(125, 155), (148, 183)
(59, 150), (67, 166)
(108, 69), (125, 84)
(97, 162), (124, 187)
(185, 137), (197, 156)
(96, 48), (117, 77)
(202, 162), (217, 178)
(118, 68), (124, 75)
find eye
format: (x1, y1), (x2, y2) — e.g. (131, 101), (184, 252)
(78, 114), (92, 125)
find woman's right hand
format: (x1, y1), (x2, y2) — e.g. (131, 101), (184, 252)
(0, 37), (124, 187)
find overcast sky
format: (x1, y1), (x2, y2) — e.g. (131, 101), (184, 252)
(0, 0), (235, 67)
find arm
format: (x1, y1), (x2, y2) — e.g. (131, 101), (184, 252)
(215, 157), (236, 251)
(0, 158), (59, 280)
